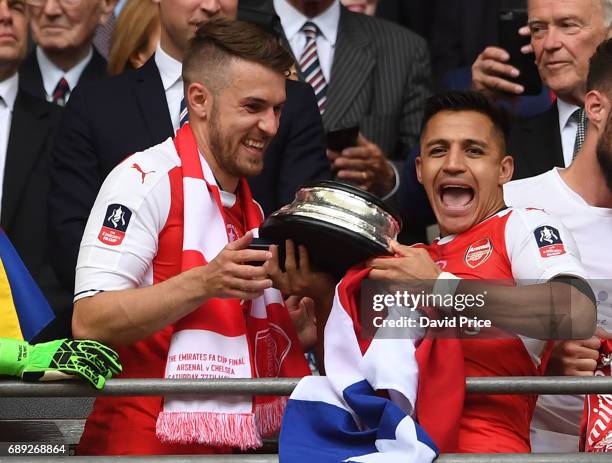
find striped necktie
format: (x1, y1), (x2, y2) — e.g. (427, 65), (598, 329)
(179, 97), (188, 128)
(571, 107), (587, 161)
(92, 11), (116, 59)
(52, 78), (70, 106)
(299, 22), (328, 114)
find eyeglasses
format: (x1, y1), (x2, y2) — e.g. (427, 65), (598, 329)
(25, 0), (82, 8)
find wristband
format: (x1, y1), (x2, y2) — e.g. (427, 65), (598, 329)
(432, 272), (462, 314)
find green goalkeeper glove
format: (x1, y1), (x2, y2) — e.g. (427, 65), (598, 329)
(0, 338), (122, 389)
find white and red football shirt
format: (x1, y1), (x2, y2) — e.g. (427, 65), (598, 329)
(420, 207), (587, 453)
(75, 139), (251, 455)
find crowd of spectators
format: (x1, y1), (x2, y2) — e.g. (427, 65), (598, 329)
(0, 0), (610, 457)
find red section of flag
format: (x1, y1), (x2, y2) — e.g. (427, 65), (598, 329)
(416, 336), (465, 453)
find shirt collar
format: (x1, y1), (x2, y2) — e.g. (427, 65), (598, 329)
(433, 208), (510, 245)
(198, 148), (238, 203)
(219, 189), (237, 207)
(115, 0), (127, 16)
(557, 97), (581, 129)
(0, 72), (19, 110)
(36, 46), (93, 97)
(274, 0), (340, 46)
(155, 44), (183, 91)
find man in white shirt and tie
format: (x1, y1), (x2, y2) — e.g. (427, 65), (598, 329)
(471, 0), (612, 179)
(270, 0), (431, 197)
(18, 0), (117, 105)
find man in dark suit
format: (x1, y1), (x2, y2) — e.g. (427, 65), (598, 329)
(471, 0), (611, 179)
(398, 0), (611, 235)
(267, 0), (430, 197)
(19, 0), (116, 105)
(49, 0), (328, 293)
(6, 91), (65, 341)
(0, 0), (65, 340)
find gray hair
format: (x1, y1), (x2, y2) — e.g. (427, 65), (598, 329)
(603, 0), (612, 27)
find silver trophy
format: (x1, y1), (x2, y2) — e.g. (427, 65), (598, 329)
(260, 181), (402, 277)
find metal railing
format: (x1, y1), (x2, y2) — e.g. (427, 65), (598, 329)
(0, 453), (610, 463)
(3, 376), (612, 397)
(3, 454), (612, 462)
(3, 377), (612, 462)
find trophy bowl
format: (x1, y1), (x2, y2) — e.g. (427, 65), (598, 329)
(259, 181), (402, 277)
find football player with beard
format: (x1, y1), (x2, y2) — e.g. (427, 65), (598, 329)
(71, 19), (327, 455)
(505, 38), (612, 453)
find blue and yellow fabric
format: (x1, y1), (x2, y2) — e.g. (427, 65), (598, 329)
(0, 230), (54, 341)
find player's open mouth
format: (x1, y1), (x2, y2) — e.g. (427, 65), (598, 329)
(438, 184), (475, 212)
(242, 138), (266, 153)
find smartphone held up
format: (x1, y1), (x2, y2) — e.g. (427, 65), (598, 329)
(498, 8), (542, 96)
(326, 126), (359, 152)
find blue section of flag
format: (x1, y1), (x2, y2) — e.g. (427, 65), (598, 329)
(280, 379), (438, 463)
(0, 230), (54, 340)
(343, 380), (408, 441)
(280, 398), (378, 462)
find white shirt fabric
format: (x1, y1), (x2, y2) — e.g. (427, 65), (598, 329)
(504, 168), (612, 452)
(36, 46), (93, 104)
(274, 0), (340, 83)
(155, 45), (183, 132)
(74, 138), (237, 301)
(0, 73), (18, 215)
(503, 208), (586, 284)
(557, 98), (581, 168)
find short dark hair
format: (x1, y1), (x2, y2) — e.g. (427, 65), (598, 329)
(421, 91), (512, 150)
(182, 17), (294, 92)
(587, 37), (612, 94)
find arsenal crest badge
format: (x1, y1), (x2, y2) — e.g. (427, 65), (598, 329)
(464, 238), (493, 269)
(254, 324), (291, 378)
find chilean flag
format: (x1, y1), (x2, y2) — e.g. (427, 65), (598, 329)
(280, 268), (464, 462)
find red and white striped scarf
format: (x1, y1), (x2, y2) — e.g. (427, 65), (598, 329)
(156, 125), (310, 449)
